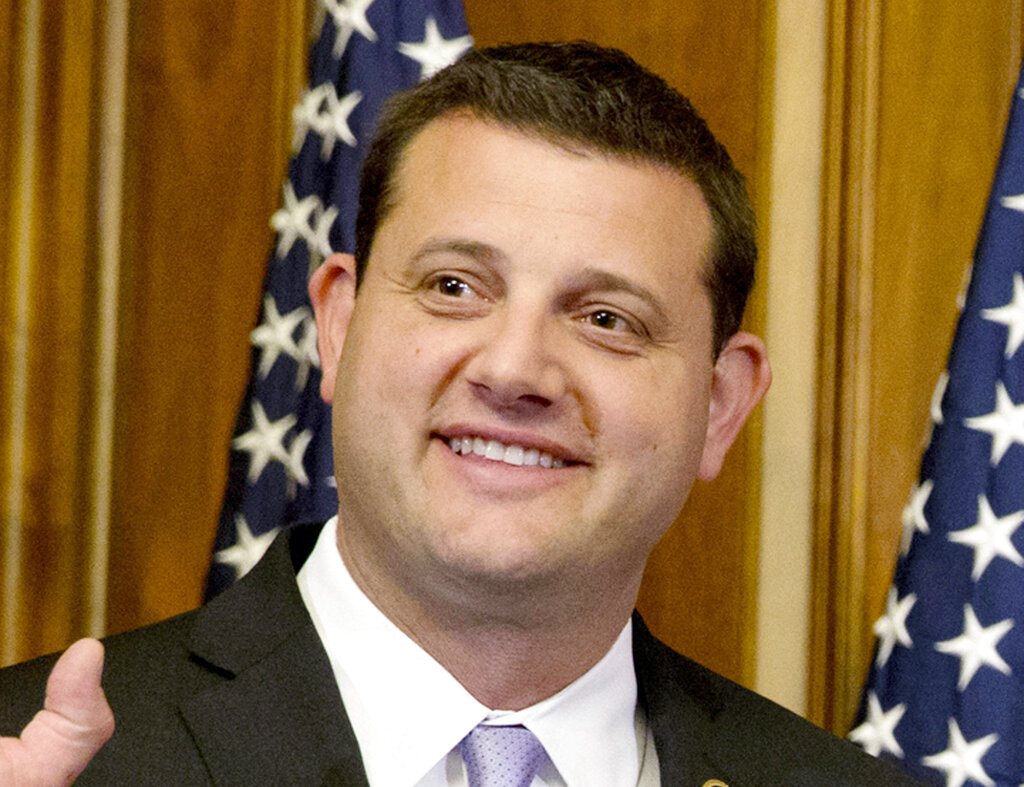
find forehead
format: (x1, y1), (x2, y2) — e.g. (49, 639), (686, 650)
(378, 115), (713, 315)
(393, 114), (708, 217)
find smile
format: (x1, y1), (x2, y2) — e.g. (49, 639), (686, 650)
(446, 436), (566, 468)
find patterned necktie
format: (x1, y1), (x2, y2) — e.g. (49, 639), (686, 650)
(459, 724), (547, 787)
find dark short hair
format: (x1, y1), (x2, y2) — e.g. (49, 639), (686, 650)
(355, 41), (755, 354)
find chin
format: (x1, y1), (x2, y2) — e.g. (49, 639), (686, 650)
(429, 533), (561, 587)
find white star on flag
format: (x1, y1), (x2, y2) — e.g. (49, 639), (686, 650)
(901, 479), (933, 555)
(398, 16), (473, 81)
(956, 262), (974, 312)
(935, 604), (1014, 690)
(292, 84), (330, 152)
(294, 315), (320, 392)
(981, 272), (1024, 358)
(317, 88), (362, 160)
(214, 514), (279, 579)
(310, 204), (338, 259)
(325, 0), (377, 58)
(948, 494), (1024, 581)
(848, 692), (906, 758)
(250, 295), (309, 378)
(873, 587), (917, 667)
(964, 381), (1024, 465)
(931, 371), (948, 425)
(921, 718), (998, 787)
(232, 401), (297, 483)
(921, 371), (949, 452)
(1001, 192), (1024, 212)
(270, 182), (319, 258)
(283, 429), (314, 493)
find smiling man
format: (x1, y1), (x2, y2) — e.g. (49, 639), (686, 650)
(0, 42), (916, 785)
(314, 115), (739, 706)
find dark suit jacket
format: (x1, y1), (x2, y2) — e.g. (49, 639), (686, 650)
(0, 524), (918, 785)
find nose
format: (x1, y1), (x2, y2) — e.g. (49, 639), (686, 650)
(462, 308), (568, 414)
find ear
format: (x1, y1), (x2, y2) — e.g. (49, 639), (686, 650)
(698, 331), (771, 481)
(308, 253), (357, 403)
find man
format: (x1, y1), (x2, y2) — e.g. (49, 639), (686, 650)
(0, 42), (916, 785)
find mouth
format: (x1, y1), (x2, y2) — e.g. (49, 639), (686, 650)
(439, 434), (576, 469)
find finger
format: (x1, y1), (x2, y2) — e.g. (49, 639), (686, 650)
(44, 639), (112, 730)
(17, 638), (115, 783)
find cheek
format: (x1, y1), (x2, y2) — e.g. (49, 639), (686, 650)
(340, 320), (476, 434)
(339, 306), (430, 389)
(605, 367), (712, 468)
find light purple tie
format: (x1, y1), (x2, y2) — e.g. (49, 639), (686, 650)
(459, 724), (546, 787)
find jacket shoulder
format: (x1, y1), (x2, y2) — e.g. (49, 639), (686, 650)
(0, 525), (351, 785)
(633, 617), (923, 785)
(0, 609), (198, 728)
(0, 610), (213, 784)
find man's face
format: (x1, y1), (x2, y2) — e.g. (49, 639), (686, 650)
(315, 115), (765, 609)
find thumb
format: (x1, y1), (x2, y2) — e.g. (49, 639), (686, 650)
(43, 638), (113, 733)
(4, 638), (115, 785)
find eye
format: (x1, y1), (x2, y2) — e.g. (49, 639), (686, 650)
(432, 275), (474, 298)
(585, 309), (634, 333)
(415, 271), (491, 320)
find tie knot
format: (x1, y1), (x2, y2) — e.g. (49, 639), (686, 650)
(460, 724), (547, 787)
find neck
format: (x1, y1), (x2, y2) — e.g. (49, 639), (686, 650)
(337, 531), (642, 709)
(401, 598), (635, 709)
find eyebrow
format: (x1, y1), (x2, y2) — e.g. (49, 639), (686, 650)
(408, 238), (506, 267)
(561, 267), (672, 325)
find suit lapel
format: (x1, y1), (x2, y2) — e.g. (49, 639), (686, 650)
(632, 615), (740, 786)
(180, 525), (369, 786)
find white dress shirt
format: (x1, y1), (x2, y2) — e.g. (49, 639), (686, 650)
(297, 516), (644, 787)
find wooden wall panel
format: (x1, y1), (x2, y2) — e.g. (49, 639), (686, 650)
(0, 1), (15, 281)
(104, 2), (307, 633)
(811, 0), (1024, 733)
(1, 0), (106, 664)
(20, 0), (104, 659)
(464, 0), (765, 685)
(0, 0), (31, 663)
(0, 1), (22, 641)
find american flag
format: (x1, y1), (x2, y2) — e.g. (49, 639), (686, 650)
(205, 0), (472, 598)
(850, 62), (1024, 785)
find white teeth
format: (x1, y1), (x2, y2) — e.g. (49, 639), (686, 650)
(447, 436), (563, 468)
(485, 440), (504, 460)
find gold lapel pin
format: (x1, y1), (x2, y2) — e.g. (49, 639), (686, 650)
(701, 781), (728, 787)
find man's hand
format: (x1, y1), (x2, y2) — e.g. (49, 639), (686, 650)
(0, 638), (115, 785)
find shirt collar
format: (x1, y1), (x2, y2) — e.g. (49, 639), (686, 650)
(298, 517), (639, 786)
